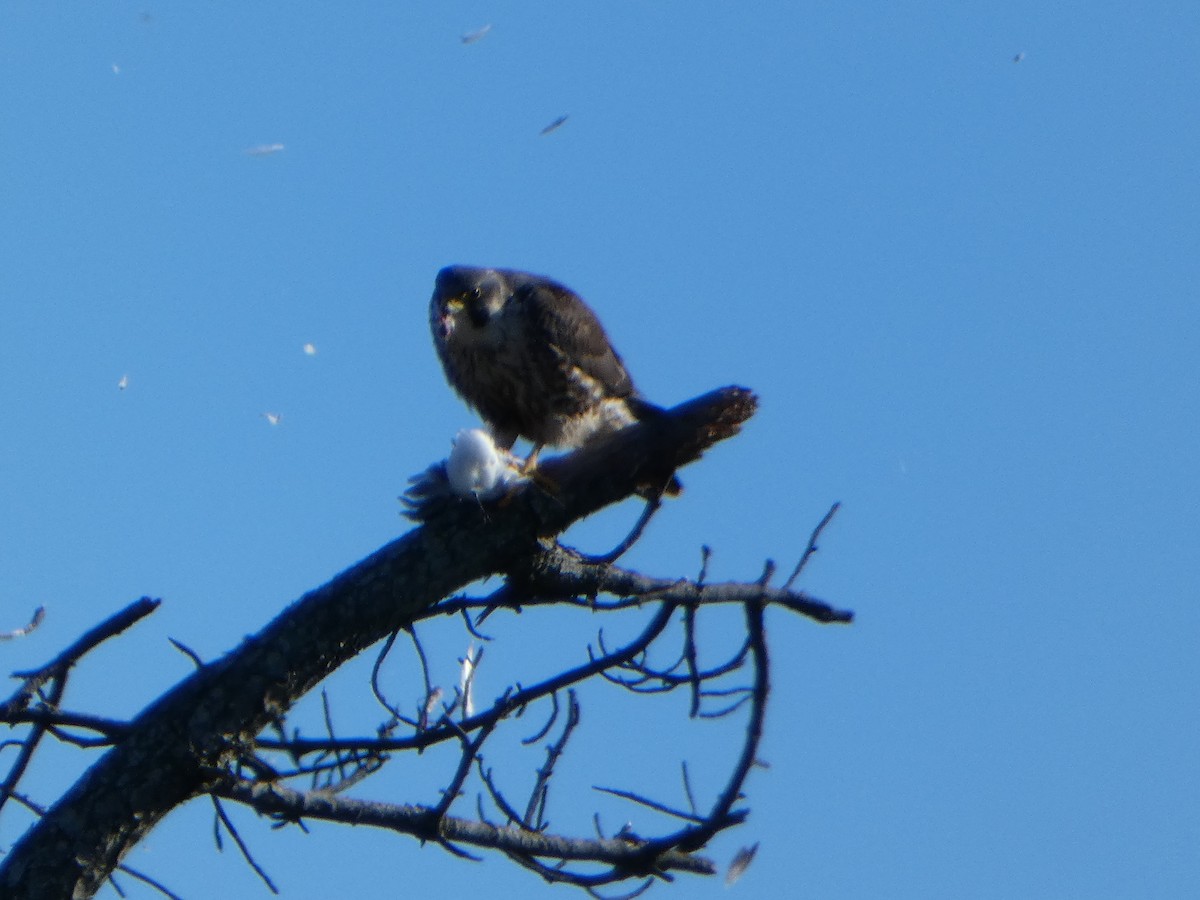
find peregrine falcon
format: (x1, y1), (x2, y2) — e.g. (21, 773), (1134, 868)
(429, 265), (679, 493)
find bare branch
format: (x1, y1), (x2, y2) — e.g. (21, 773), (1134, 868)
(478, 760), (535, 829)
(368, 629), (408, 725)
(0, 668), (66, 819)
(113, 865), (185, 900)
(682, 603), (701, 718)
(592, 786), (706, 825)
(211, 795), (279, 894)
(580, 495), (663, 566)
(431, 719), (494, 821)
(166, 637), (203, 670)
(783, 501), (841, 590)
(525, 690), (580, 830)
(256, 602), (677, 757)
(508, 543), (853, 625)
(2, 597), (159, 718)
(652, 597), (769, 856)
(409, 625), (435, 728)
(215, 778), (717, 876)
(680, 762), (697, 817)
(0, 386), (853, 898)
(460, 604), (494, 641)
(2, 708), (130, 739)
(521, 689), (560, 746)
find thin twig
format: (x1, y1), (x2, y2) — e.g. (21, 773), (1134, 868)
(478, 760), (534, 829)
(782, 502), (841, 590)
(696, 693), (752, 719)
(114, 865), (185, 900)
(105, 872), (127, 898)
(4, 708), (130, 739)
(592, 786), (706, 824)
(682, 604), (701, 717)
(687, 596), (770, 851)
(524, 690), (580, 830)
(211, 795), (279, 894)
(680, 762), (697, 816)
(408, 625), (434, 726)
(0, 674), (65, 818)
(579, 495), (662, 566)
(256, 603), (679, 757)
(431, 719), (494, 822)
(318, 690), (348, 786)
(370, 629), (410, 725)
(521, 690), (560, 746)
(166, 637), (203, 670)
(3, 597), (159, 715)
(459, 605), (494, 641)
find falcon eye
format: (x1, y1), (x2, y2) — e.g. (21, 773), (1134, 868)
(465, 288), (491, 327)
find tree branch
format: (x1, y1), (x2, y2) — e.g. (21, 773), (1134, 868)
(0, 386), (759, 899)
(213, 778), (717, 877)
(506, 543), (853, 625)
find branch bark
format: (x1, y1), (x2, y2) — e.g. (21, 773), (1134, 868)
(0, 386), (757, 898)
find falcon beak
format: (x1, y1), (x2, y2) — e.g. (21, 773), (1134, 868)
(438, 297), (465, 338)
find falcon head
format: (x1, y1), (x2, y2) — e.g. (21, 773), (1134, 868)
(431, 266), (513, 348)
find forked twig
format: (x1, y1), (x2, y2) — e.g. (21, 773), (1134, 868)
(783, 501), (841, 589)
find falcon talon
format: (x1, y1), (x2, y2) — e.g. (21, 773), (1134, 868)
(495, 482), (527, 508)
(519, 446), (542, 475)
(528, 467), (562, 498)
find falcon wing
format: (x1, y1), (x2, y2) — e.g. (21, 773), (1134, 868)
(515, 276), (635, 400)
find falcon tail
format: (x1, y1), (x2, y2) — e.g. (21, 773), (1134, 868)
(626, 397), (684, 496)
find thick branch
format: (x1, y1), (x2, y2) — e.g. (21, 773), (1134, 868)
(0, 386), (756, 899)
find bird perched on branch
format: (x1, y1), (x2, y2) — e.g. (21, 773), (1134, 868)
(429, 265), (680, 495)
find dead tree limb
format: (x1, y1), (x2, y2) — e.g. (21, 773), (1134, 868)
(0, 386), (768, 898)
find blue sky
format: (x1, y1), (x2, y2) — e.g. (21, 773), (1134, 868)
(2, 3), (1198, 898)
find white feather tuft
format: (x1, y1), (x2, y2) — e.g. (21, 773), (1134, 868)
(446, 429), (523, 500)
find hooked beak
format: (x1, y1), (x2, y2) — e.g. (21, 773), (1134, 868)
(437, 297), (465, 339)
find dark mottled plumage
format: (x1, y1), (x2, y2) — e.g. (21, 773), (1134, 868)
(430, 265), (679, 492)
